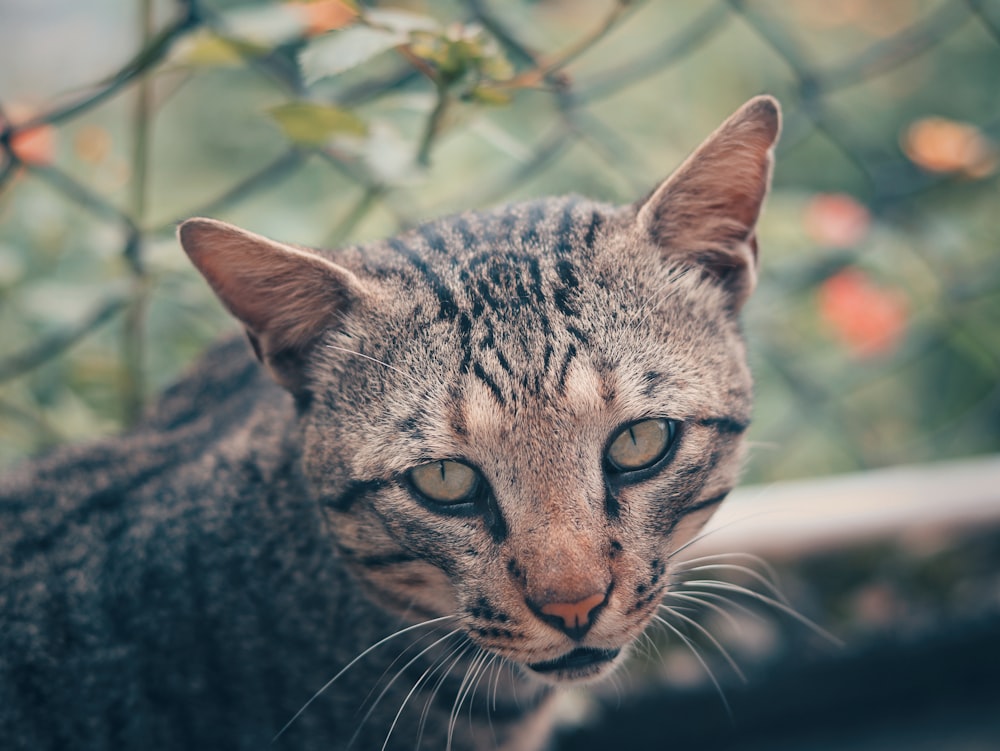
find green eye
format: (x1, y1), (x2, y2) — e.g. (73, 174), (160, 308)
(606, 418), (675, 473)
(409, 460), (481, 504)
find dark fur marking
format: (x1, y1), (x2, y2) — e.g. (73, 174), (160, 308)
(457, 312), (473, 374)
(566, 324), (589, 345)
(325, 478), (383, 512)
(555, 344), (577, 394)
(583, 210), (604, 250)
(472, 362), (506, 407)
(604, 484), (621, 519)
(388, 237), (458, 320)
(643, 370), (664, 398)
(453, 215), (477, 250)
(542, 343), (554, 375)
(357, 552), (419, 568)
(525, 256), (546, 305)
(554, 198), (580, 256)
(553, 260), (581, 317)
(493, 345), (514, 378)
(417, 223), (448, 254)
(475, 278), (501, 313)
(662, 492), (729, 538)
(520, 202), (546, 247)
(479, 490), (508, 544)
(698, 416), (749, 434)
(681, 491), (729, 518)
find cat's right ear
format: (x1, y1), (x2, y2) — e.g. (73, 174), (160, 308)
(636, 95), (781, 310)
(178, 218), (367, 392)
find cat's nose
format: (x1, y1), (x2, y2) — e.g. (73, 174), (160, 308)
(535, 590), (608, 641)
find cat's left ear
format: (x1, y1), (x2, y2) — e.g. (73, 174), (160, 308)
(178, 218), (368, 392)
(636, 95), (781, 310)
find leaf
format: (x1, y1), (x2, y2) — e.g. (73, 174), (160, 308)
(268, 102), (367, 146)
(468, 86), (511, 106)
(219, 4), (310, 47)
(299, 25), (406, 84)
(364, 8), (439, 34)
(171, 31), (248, 67)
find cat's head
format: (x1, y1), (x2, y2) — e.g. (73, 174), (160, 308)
(179, 96), (780, 685)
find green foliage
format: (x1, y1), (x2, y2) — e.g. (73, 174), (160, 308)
(268, 102), (366, 144)
(1, 0), (999, 481)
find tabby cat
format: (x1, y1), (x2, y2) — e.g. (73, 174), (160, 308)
(0, 96), (780, 750)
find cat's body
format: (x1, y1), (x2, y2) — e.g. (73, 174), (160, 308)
(1, 337), (548, 750)
(0, 97), (780, 750)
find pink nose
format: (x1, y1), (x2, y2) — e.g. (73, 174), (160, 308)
(538, 591), (607, 639)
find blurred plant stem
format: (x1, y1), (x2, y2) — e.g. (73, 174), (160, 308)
(416, 80), (450, 167)
(122, 0), (155, 427)
(326, 184), (385, 246)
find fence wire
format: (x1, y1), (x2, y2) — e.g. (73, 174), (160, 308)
(1, 0), (999, 480)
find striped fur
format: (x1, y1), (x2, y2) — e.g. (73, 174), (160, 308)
(0, 97), (780, 750)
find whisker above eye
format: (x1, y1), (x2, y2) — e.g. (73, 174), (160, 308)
(324, 344), (426, 388)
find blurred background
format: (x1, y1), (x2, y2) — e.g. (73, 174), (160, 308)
(2, 0), (1000, 748)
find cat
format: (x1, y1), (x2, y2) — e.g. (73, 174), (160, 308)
(0, 95), (779, 751)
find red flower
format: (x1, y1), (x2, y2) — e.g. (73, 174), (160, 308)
(804, 193), (870, 248)
(818, 268), (908, 358)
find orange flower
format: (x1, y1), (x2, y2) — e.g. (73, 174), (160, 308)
(803, 193), (870, 248)
(2, 106), (57, 166)
(287, 0), (357, 36)
(818, 268), (908, 358)
(902, 117), (997, 178)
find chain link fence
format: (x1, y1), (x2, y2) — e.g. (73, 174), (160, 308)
(2, 0), (999, 481)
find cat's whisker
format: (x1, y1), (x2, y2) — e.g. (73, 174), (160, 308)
(356, 622), (453, 719)
(374, 631), (468, 751)
(467, 652), (497, 738)
(417, 641), (474, 748)
(324, 345), (425, 389)
(471, 654), (498, 725)
(662, 590), (743, 634)
(446, 647), (489, 751)
(680, 579), (844, 648)
(657, 604), (746, 682)
(675, 563), (791, 606)
(272, 614), (457, 742)
(349, 628), (464, 750)
(653, 612), (733, 719)
(673, 588), (772, 623)
(666, 507), (783, 562)
(477, 654), (502, 745)
(673, 551), (784, 588)
(490, 653), (505, 714)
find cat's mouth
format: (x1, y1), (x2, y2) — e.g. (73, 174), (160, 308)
(526, 647), (621, 681)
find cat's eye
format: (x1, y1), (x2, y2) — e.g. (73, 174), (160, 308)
(409, 460), (481, 505)
(606, 418), (676, 473)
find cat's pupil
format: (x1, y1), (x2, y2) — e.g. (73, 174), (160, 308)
(409, 460), (480, 504)
(606, 418), (675, 473)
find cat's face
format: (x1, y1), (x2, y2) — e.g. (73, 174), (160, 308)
(179, 96), (780, 685)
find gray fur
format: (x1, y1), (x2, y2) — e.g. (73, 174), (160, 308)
(0, 97), (780, 750)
